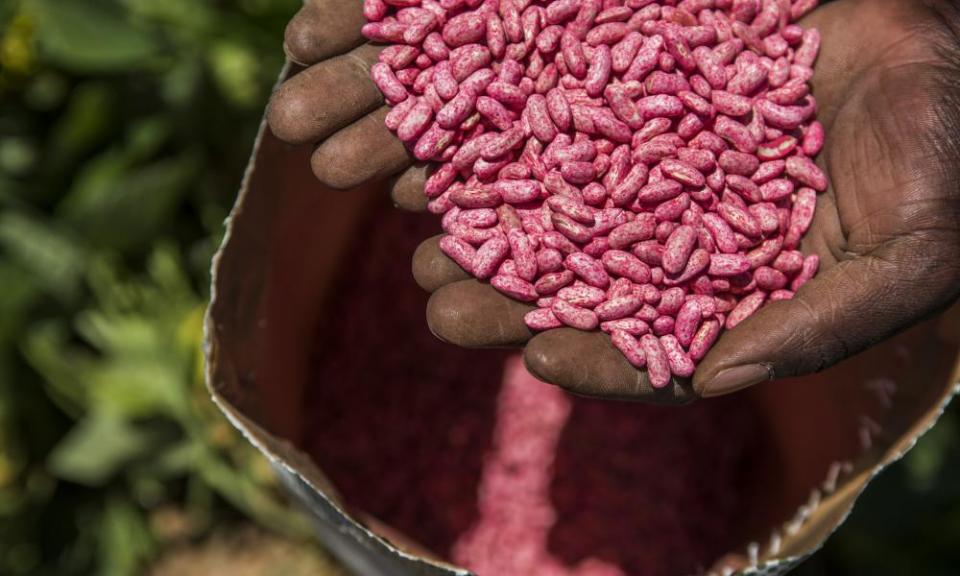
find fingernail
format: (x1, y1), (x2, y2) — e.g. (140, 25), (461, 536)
(701, 364), (773, 397)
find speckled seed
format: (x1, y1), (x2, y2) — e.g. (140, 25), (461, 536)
(439, 235), (477, 273)
(558, 284), (608, 308)
(490, 274), (538, 301)
(674, 299), (702, 347)
(784, 187), (817, 248)
(610, 329), (647, 367)
(601, 317), (650, 336)
(552, 299), (601, 330)
(640, 334), (672, 388)
(785, 155), (828, 191)
(595, 293), (645, 321)
(661, 335), (696, 377)
(565, 252), (611, 287)
(473, 236), (511, 278)
(725, 290), (766, 329)
(524, 307), (563, 330)
(663, 224), (698, 275)
(688, 319), (721, 361)
(535, 269), (575, 294)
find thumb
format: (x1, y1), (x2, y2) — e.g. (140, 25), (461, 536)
(692, 230), (960, 397)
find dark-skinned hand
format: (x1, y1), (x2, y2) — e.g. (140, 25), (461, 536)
(267, 0), (960, 404)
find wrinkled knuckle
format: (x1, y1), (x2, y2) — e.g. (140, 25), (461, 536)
(346, 47), (378, 78)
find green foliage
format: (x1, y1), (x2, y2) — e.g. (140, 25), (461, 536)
(0, 0), (318, 574)
(28, 0), (161, 73)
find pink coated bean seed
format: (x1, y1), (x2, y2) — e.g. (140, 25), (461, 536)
(725, 290), (765, 328)
(602, 317), (650, 336)
(662, 224), (698, 274)
(784, 186), (816, 248)
(536, 247), (565, 272)
(372, 62), (410, 103)
(558, 284), (608, 308)
(524, 307), (564, 329)
(640, 334), (672, 387)
(610, 329), (647, 367)
(473, 236), (511, 278)
(535, 269), (576, 293)
(769, 288), (795, 301)
(674, 298), (702, 346)
(602, 249), (653, 283)
(565, 252), (611, 287)
(439, 235), (477, 273)
(552, 299), (601, 329)
(772, 250), (804, 275)
(746, 237), (783, 268)
(756, 134), (797, 160)
(385, 95), (421, 131)
(596, 293), (645, 320)
(790, 253), (819, 291)
(802, 120), (825, 156)
(688, 318), (720, 360)
(785, 155), (828, 191)
(491, 274), (539, 301)
(656, 286), (686, 315)
(754, 265), (788, 291)
(660, 334), (695, 376)
(459, 208), (498, 228)
(708, 253), (750, 276)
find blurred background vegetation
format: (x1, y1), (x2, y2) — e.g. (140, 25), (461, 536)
(0, 0), (349, 574)
(0, 0), (958, 575)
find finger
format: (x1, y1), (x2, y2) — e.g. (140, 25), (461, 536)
(523, 329), (696, 404)
(284, 0), (366, 66)
(311, 106), (412, 189)
(412, 235), (471, 292)
(426, 280), (534, 348)
(694, 230), (960, 398)
(389, 164), (430, 212)
(268, 44), (383, 145)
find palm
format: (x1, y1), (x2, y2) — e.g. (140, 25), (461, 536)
(803, 0), (949, 277)
(688, 0), (960, 395)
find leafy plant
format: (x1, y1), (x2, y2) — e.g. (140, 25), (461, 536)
(0, 1), (329, 574)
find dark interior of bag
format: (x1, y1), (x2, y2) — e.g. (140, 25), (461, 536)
(222, 133), (958, 576)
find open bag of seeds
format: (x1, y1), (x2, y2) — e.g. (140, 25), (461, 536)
(204, 101), (960, 575)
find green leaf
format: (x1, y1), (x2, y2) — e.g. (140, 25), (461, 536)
(0, 262), (39, 344)
(44, 83), (114, 177)
(85, 351), (189, 419)
(207, 40), (261, 108)
(21, 320), (91, 416)
(0, 212), (87, 303)
(59, 153), (198, 253)
(48, 413), (155, 486)
(29, 0), (160, 73)
(98, 497), (154, 576)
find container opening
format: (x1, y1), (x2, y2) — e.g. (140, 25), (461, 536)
(297, 200), (862, 576)
(213, 132), (958, 576)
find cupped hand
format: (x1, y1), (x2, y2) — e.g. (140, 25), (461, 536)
(267, 0), (960, 403)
